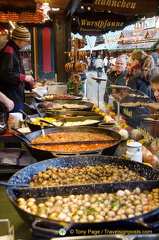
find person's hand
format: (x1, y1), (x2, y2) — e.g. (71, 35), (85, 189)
(4, 98), (14, 112)
(25, 75), (34, 82)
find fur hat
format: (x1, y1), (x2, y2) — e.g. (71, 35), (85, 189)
(12, 26), (31, 41)
(109, 58), (116, 66)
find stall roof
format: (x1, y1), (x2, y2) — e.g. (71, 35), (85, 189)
(72, 25), (137, 52)
(92, 43), (108, 50)
(104, 30), (121, 50)
(104, 25), (135, 50)
(86, 35), (96, 49)
(0, 0), (159, 33)
(116, 41), (156, 51)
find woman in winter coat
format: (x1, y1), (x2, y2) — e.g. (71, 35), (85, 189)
(126, 50), (155, 99)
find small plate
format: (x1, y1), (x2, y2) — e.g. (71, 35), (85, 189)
(98, 122), (116, 130)
(17, 127), (31, 134)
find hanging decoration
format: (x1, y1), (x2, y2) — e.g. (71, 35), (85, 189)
(35, 0), (50, 20)
(93, 0), (159, 18)
(0, 0), (36, 13)
(0, 26), (8, 35)
(0, 0), (46, 23)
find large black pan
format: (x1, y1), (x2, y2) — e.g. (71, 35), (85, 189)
(13, 127), (121, 161)
(34, 94), (82, 102)
(26, 115), (104, 132)
(21, 111), (63, 131)
(25, 110), (104, 120)
(6, 156), (159, 237)
(45, 110), (104, 118)
(24, 112), (65, 132)
(28, 100), (94, 114)
(124, 113), (159, 131)
(8, 155), (159, 196)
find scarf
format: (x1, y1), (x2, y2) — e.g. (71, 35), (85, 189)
(131, 64), (141, 71)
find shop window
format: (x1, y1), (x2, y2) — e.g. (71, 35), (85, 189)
(20, 44), (32, 75)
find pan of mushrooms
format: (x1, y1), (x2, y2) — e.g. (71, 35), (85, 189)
(6, 155), (159, 238)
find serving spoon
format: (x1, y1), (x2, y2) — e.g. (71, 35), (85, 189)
(40, 122), (45, 138)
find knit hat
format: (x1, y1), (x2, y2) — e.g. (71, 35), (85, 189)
(12, 26), (31, 41)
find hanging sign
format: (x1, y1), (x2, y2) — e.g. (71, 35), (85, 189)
(93, 0), (159, 17)
(78, 12), (127, 30)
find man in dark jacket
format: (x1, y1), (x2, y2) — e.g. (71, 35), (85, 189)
(104, 56), (128, 102)
(0, 25), (35, 112)
(107, 55), (128, 85)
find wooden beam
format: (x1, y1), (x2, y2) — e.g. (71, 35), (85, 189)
(65, 0), (80, 17)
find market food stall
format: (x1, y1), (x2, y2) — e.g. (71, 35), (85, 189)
(1, 85), (159, 239)
(0, 0), (159, 238)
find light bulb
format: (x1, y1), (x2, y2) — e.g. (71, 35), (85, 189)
(80, 4), (84, 10)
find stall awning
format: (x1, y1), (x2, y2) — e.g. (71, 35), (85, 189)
(115, 41), (156, 51)
(92, 43), (108, 50)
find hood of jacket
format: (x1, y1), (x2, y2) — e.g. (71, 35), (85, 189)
(151, 52), (158, 67)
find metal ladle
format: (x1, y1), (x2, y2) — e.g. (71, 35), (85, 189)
(40, 122), (45, 138)
(19, 109), (34, 123)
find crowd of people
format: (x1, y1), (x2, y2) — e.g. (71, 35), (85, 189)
(86, 50), (159, 103)
(1, 28), (159, 113)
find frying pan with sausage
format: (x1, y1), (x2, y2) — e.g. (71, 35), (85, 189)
(13, 127), (121, 161)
